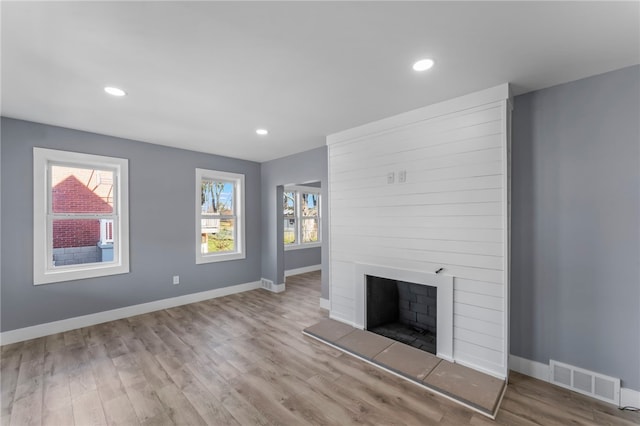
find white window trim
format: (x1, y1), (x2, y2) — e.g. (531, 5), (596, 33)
(284, 185), (322, 251)
(33, 148), (130, 285)
(195, 168), (246, 264)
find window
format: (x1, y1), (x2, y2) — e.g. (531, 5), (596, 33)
(33, 148), (129, 285)
(283, 186), (321, 250)
(196, 168), (245, 263)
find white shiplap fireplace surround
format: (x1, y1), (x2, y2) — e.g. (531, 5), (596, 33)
(327, 84), (511, 379)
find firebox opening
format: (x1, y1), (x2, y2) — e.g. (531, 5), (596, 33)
(366, 275), (437, 355)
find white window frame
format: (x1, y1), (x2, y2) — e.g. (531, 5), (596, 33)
(33, 148), (130, 285)
(196, 168), (245, 264)
(284, 185), (322, 251)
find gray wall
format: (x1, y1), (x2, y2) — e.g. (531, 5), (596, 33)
(260, 146), (329, 298)
(1, 118), (262, 331)
(284, 247), (321, 272)
(511, 65), (640, 391)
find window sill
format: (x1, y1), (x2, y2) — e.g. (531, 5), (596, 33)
(34, 263), (129, 285)
(284, 243), (322, 251)
(196, 252), (246, 264)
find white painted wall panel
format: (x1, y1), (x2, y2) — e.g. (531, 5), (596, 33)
(327, 84), (510, 378)
(454, 314), (503, 339)
(454, 302), (503, 324)
(331, 235), (503, 257)
(454, 290), (503, 311)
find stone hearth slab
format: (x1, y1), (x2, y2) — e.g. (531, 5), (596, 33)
(302, 320), (505, 418)
(304, 318), (355, 342)
(423, 360), (505, 414)
(373, 342), (441, 380)
(335, 329), (395, 359)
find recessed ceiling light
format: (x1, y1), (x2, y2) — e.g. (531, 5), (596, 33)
(104, 86), (126, 97)
(412, 59), (435, 72)
(256, 129), (269, 136)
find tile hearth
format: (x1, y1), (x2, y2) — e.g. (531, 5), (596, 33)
(303, 318), (505, 418)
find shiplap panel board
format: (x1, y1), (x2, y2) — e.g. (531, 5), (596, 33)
(332, 147), (503, 179)
(454, 339), (504, 369)
(329, 106), (502, 158)
(332, 165), (503, 195)
(331, 188), (503, 208)
(455, 278), (504, 297)
(335, 202), (503, 218)
(331, 224), (503, 243)
(332, 176), (503, 201)
(331, 253), (505, 284)
(330, 137), (503, 175)
(331, 283), (354, 299)
(328, 84), (510, 378)
(454, 290), (503, 311)
(454, 327), (503, 352)
(454, 314), (503, 339)
(332, 246), (503, 271)
(331, 235), (503, 257)
(331, 214), (503, 230)
(331, 295), (354, 311)
(454, 303), (503, 324)
(332, 160), (503, 190)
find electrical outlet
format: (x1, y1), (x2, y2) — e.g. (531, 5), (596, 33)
(398, 170), (407, 183)
(173, 275), (179, 285)
(387, 172), (395, 184)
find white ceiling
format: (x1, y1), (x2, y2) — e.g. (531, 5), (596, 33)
(2, 1), (639, 163)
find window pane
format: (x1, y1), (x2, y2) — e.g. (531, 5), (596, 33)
(284, 218), (296, 244)
(202, 218), (235, 253)
(302, 218), (319, 243)
(201, 180), (234, 215)
(302, 193), (318, 217)
(52, 219), (113, 266)
(51, 165), (114, 214)
(283, 191), (295, 216)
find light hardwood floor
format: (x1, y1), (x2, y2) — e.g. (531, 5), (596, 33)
(2, 271), (638, 425)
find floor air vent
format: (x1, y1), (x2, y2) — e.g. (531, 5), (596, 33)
(550, 360), (620, 405)
(261, 278), (274, 291)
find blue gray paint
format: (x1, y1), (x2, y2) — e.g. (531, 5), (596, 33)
(0, 118), (262, 331)
(511, 65), (640, 391)
(285, 247), (321, 272)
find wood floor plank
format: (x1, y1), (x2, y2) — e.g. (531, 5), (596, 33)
(118, 380), (168, 425)
(72, 389), (108, 426)
(155, 383), (207, 426)
(42, 369), (73, 425)
(0, 353), (21, 419)
(102, 393), (141, 426)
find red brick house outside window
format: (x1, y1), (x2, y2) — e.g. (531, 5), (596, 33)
(51, 166), (114, 249)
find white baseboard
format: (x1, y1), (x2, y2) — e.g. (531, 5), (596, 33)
(319, 297), (330, 310)
(284, 264), (321, 277)
(0, 280), (262, 345)
(509, 354), (549, 382)
(509, 354), (639, 408)
(621, 388), (640, 408)
(272, 282), (286, 293)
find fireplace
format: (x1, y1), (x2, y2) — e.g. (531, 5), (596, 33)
(367, 276), (437, 354)
(354, 263), (454, 362)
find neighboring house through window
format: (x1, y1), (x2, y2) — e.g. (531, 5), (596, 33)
(196, 168), (245, 263)
(284, 185), (321, 249)
(33, 148), (129, 285)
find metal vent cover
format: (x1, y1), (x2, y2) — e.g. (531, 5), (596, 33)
(550, 360), (620, 405)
